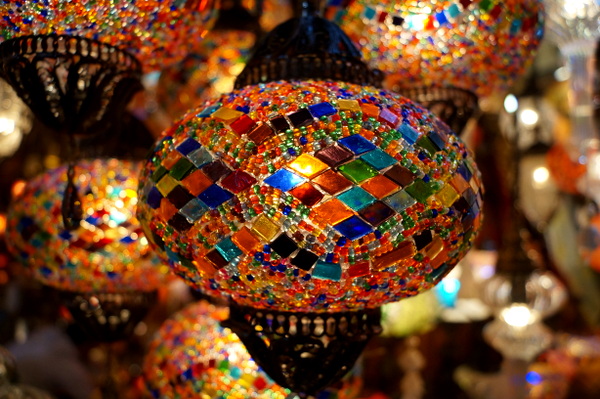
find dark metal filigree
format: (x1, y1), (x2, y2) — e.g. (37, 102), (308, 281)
(393, 85), (479, 135)
(234, 12), (382, 88)
(0, 34), (142, 136)
(222, 305), (382, 395)
(61, 291), (157, 343)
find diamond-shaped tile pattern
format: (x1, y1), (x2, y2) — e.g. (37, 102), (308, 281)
(264, 169), (306, 191)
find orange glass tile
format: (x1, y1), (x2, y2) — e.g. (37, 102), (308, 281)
(312, 198), (354, 225)
(312, 170), (353, 195)
(423, 236), (444, 260)
(155, 174), (179, 196)
(449, 174), (470, 194)
(251, 214), (280, 241)
(159, 198), (178, 220)
(287, 154), (329, 178)
(232, 226), (261, 254)
(212, 106), (244, 121)
(372, 241), (416, 270)
(161, 150), (183, 169)
(361, 103), (380, 118)
(430, 248), (449, 269)
(193, 257), (217, 278)
(289, 182), (324, 207)
(337, 99), (362, 112)
(360, 175), (400, 199)
(181, 170), (212, 196)
(435, 184), (460, 208)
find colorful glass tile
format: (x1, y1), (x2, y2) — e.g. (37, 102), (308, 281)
(169, 157), (195, 180)
(176, 138), (201, 156)
(247, 123), (275, 144)
(378, 107), (399, 127)
(287, 154), (329, 178)
(229, 115), (256, 136)
(181, 170), (213, 196)
(264, 169), (306, 191)
(309, 102), (337, 118)
(348, 261), (370, 278)
(338, 134), (377, 155)
(162, 151), (183, 169)
(269, 115), (291, 132)
(198, 185), (233, 209)
(360, 149), (397, 170)
(358, 201), (395, 227)
(212, 107), (244, 121)
(220, 170), (257, 194)
(416, 136), (439, 155)
(202, 160), (231, 182)
(179, 198), (208, 222)
(231, 227), (261, 254)
(360, 175), (399, 199)
(337, 186), (377, 211)
(187, 147), (213, 168)
(147, 187), (163, 209)
(435, 184), (460, 208)
(156, 174), (179, 196)
(413, 230), (433, 251)
(384, 164), (417, 187)
(372, 241), (416, 270)
(287, 108), (314, 128)
(159, 198), (179, 221)
(404, 179), (438, 203)
(334, 215), (373, 240)
(315, 145), (354, 167)
(215, 237), (243, 262)
(205, 249), (229, 269)
(169, 213), (194, 231)
(251, 214), (280, 241)
(338, 159), (379, 184)
(312, 199), (355, 225)
(312, 262), (342, 281)
(360, 103), (380, 118)
(384, 190), (417, 212)
(269, 234), (298, 258)
(312, 170), (353, 195)
(167, 185), (195, 209)
(289, 183), (324, 207)
(151, 165), (168, 183)
(337, 99), (362, 112)
(290, 249), (319, 271)
(398, 124), (419, 145)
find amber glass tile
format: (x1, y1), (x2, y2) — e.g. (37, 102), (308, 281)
(435, 184), (460, 208)
(289, 182), (324, 207)
(155, 174), (179, 196)
(212, 106), (244, 121)
(431, 248), (449, 269)
(423, 236), (444, 260)
(372, 241), (416, 270)
(158, 199), (178, 221)
(192, 257), (216, 278)
(360, 175), (400, 199)
(449, 173), (470, 194)
(337, 99), (362, 112)
(312, 198), (354, 225)
(312, 170), (353, 195)
(251, 214), (280, 241)
(161, 150), (183, 169)
(288, 154), (329, 178)
(232, 226), (261, 254)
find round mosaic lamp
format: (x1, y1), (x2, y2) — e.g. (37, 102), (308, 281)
(138, 4), (483, 395)
(0, 0), (217, 136)
(326, 0), (544, 133)
(143, 300), (362, 399)
(6, 159), (167, 341)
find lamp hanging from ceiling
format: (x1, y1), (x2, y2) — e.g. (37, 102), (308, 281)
(325, 0), (544, 134)
(137, 1), (483, 395)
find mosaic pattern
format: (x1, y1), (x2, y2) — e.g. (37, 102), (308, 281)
(138, 80), (483, 312)
(6, 159), (167, 293)
(143, 301), (363, 399)
(157, 30), (256, 120)
(325, 0), (544, 99)
(0, 1), (218, 71)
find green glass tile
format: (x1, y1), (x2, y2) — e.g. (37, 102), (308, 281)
(360, 149), (397, 170)
(151, 165), (168, 183)
(404, 179), (438, 203)
(169, 157), (195, 180)
(416, 136), (439, 156)
(337, 186), (377, 211)
(338, 159), (379, 183)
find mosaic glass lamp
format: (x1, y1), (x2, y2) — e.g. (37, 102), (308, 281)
(138, 2), (483, 394)
(0, 1), (217, 136)
(6, 159), (167, 341)
(143, 300), (363, 399)
(326, 0), (544, 133)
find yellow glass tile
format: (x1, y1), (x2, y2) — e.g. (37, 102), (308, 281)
(312, 198), (354, 226)
(435, 184), (460, 208)
(232, 226), (261, 253)
(211, 106), (244, 122)
(287, 154), (329, 178)
(337, 99), (362, 112)
(155, 175), (179, 196)
(372, 241), (416, 270)
(251, 214), (280, 241)
(424, 236), (444, 260)
(360, 175), (400, 199)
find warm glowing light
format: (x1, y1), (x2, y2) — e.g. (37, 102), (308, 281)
(500, 304), (536, 328)
(504, 94), (519, 113)
(520, 109), (539, 126)
(532, 166), (550, 185)
(0, 213), (6, 235)
(11, 180), (25, 199)
(0, 117), (15, 135)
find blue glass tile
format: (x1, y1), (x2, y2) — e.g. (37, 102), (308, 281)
(312, 261), (342, 281)
(334, 216), (373, 241)
(198, 104), (221, 117)
(435, 11), (449, 25)
(337, 186), (377, 211)
(176, 137), (201, 155)
(360, 149), (397, 170)
(146, 187), (162, 209)
(215, 237), (243, 262)
(457, 162), (473, 181)
(338, 134), (376, 155)
(309, 102), (337, 118)
(187, 147), (213, 168)
(384, 190), (417, 212)
(428, 131), (446, 150)
(198, 185), (233, 209)
(399, 123), (419, 145)
(264, 169), (306, 191)
(120, 236), (135, 244)
(179, 198), (208, 222)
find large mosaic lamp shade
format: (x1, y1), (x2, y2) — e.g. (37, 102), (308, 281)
(6, 159), (167, 341)
(326, 0), (544, 133)
(0, 0), (217, 136)
(143, 300), (363, 399)
(138, 5), (483, 395)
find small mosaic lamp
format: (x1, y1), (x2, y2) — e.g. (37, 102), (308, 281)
(6, 159), (168, 342)
(138, 2), (483, 394)
(143, 300), (362, 399)
(0, 1), (217, 136)
(326, 0), (544, 133)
